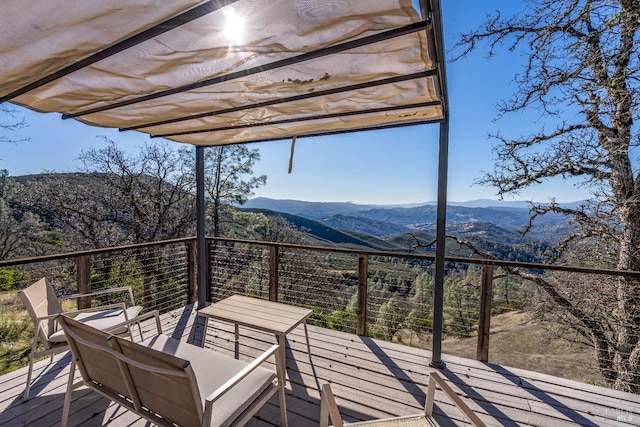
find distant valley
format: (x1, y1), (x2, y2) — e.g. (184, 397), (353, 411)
(8, 171), (573, 263)
(241, 197), (575, 262)
(242, 197), (574, 240)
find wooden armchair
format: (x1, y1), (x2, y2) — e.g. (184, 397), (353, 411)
(58, 313), (288, 427)
(320, 372), (486, 427)
(18, 277), (143, 400)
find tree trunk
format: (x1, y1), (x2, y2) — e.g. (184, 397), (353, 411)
(613, 202), (640, 391)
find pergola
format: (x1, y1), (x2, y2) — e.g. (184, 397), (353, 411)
(0, 0), (450, 366)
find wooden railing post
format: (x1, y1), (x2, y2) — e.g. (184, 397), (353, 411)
(76, 254), (92, 309)
(356, 254), (368, 336)
(269, 245), (279, 302)
(187, 240), (197, 304)
(476, 262), (494, 362)
(205, 240), (212, 302)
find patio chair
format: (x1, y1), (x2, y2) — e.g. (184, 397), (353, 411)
(320, 371), (486, 427)
(58, 313), (288, 427)
(18, 277), (143, 400)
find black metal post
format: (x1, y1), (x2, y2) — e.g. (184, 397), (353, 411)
(196, 146), (207, 309)
(431, 120), (449, 368)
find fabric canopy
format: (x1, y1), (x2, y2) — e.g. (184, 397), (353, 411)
(0, 0), (451, 368)
(0, 0), (447, 146)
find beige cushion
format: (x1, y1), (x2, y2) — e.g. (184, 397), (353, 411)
(141, 334), (276, 427)
(49, 306), (142, 343)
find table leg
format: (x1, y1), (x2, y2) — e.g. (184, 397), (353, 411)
(234, 323), (240, 359)
(275, 333), (288, 427)
(277, 333), (287, 384)
(200, 317), (209, 348)
(303, 321), (312, 362)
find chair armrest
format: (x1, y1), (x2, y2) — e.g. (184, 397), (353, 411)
(103, 310), (162, 339)
(64, 303), (128, 316)
(320, 383), (344, 427)
(34, 303), (128, 323)
(204, 343), (280, 405)
(426, 372), (486, 427)
(60, 286), (135, 306)
(32, 305), (129, 347)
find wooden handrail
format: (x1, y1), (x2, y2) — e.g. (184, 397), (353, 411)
(206, 236), (640, 278)
(5, 235), (640, 278)
(0, 237), (195, 267)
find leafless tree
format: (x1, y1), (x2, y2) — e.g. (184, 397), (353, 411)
(0, 170), (49, 260)
(32, 137), (196, 248)
(0, 105), (29, 144)
(454, 0), (640, 391)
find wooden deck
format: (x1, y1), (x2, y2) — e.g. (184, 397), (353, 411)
(1, 304), (639, 427)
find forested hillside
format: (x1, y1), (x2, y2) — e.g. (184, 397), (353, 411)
(5, 173), (561, 263)
(241, 197), (565, 262)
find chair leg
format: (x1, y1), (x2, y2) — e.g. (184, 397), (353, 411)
(61, 360), (76, 427)
(22, 355), (34, 401)
(278, 382), (288, 427)
(23, 330), (42, 401)
(275, 343), (288, 427)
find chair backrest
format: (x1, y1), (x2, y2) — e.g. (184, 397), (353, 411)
(58, 315), (203, 427)
(110, 335), (203, 427)
(19, 278), (64, 349)
(58, 315), (133, 399)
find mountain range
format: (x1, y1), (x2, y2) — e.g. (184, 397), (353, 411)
(8, 172), (573, 262)
(236, 197), (579, 262)
(242, 197), (574, 241)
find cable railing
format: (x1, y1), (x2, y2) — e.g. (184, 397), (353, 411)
(205, 237), (640, 394)
(1, 236), (639, 393)
(0, 238), (195, 314)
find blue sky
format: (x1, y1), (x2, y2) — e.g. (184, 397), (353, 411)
(1, 1), (592, 205)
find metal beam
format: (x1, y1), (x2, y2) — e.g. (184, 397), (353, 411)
(429, 0), (449, 119)
(160, 117), (444, 147)
(150, 101), (442, 138)
(62, 20), (431, 119)
(121, 70), (436, 131)
(1, 0), (240, 103)
(430, 120), (449, 369)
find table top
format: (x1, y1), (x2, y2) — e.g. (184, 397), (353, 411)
(198, 295), (313, 335)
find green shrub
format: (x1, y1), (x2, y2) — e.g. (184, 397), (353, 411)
(326, 310), (356, 332)
(0, 319), (31, 344)
(0, 268), (30, 291)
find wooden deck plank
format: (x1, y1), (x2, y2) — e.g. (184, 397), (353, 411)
(202, 323), (608, 427)
(1, 304), (639, 427)
(210, 333), (584, 427)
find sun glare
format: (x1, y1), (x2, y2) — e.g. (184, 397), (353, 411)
(223, 8), (244, 46)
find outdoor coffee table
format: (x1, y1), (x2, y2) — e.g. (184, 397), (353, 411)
(198, 295), (313, 385)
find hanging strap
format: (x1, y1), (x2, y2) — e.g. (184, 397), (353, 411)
(288, 136), (297, 174)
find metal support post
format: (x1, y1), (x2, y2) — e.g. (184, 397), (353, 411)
(431, 120), (449, 368)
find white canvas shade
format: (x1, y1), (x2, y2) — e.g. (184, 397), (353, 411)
(0, 0), (449, 367)
(0, 0), (446, 146)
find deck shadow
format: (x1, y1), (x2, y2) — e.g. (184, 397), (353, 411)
(1, 385), (110, 427)
(281, 336), (320, 396)
(5, 352), (74, 409)
(170, 302), (197, 341)
(492, 364), (599, 426)
(359, 336), (425, 406)
(439, 367), (516, 426)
